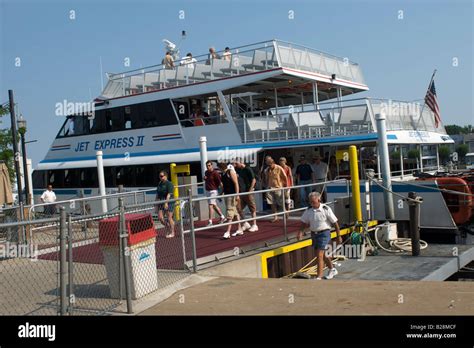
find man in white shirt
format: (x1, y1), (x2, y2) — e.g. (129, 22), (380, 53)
(180, 52), (197, 69)
(41, 184), (57, 215)
(298, 191), (341, 280)
(222, 47), (231, 61)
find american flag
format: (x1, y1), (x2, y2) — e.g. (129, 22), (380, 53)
(424, 80), (441, 128)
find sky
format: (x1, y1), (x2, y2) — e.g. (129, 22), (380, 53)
(0, 0), (473, 167)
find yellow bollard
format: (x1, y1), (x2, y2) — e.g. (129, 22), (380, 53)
(348, 145), (363, 224)
(170, 163), (190, 220)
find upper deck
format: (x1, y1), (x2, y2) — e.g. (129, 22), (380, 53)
(100, 40), (367, 99)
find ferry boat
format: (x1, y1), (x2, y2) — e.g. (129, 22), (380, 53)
(33, 40), (468, 236)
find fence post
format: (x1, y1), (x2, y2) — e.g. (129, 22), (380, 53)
(281, 188), (288, 241)
(67, 214), (74, 315)
(119, 198), (133, 314)
(19, 202), (26, 243)
(79, 189), (87, 238)
(187, 189), (198, 273)
(408, 192), (423, 256)
(59, 207), (67, 316)
(179, 200), (187, 270)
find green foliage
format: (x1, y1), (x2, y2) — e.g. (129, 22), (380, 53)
(438, 145), (451, 162)
(0, 105), (15, 184)
(455, 144), (469, 160)
(444, 124), (474, 135)
(407, 149), (420, 159)
(0, 105), (9, 117)
(390, 151), (400, 160)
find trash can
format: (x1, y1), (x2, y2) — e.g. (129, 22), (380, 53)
(99, 213), (158, 300)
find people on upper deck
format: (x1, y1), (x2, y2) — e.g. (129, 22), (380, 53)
(162, 51), (175, 69)
(206, 47), (221, 65)
(222, 47), (231, 61)
(180, 52), (197, 69)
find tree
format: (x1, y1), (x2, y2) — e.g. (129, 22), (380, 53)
(407, 149), (420, 159)
(444, 124), (474, 135)
(445, 125), (464, 135)
(455, 144), (469, 162)
(390, 151), (400, 160)
(0, 104), (15, 184)
(438, 145), (451, 163)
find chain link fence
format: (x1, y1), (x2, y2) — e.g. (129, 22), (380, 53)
(0, 194), (196, 316)
(0, 214), (61, 315)
(1, 179), (349, 316)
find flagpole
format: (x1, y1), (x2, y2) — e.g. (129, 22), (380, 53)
(415, 69), (437, 130)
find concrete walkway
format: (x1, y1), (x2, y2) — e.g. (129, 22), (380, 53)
(139, 277), (474, 315)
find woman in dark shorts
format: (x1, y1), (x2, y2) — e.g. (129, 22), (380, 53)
(156, 171), (175, 238)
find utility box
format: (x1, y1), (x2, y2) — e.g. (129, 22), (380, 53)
(99, 213), (158, 300)
(378, 222), (398, 243)
(333, 196), (352, 227)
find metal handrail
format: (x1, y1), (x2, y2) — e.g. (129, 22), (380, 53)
(274, 39), (359, 65)
(108, 41), (277, 80)
(191, 178), (348, 203)
(28, 181), (204, 219)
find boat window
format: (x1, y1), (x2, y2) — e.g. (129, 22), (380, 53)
(63, 169), (79, 188)
(47, 170), (64, 187)
(104, 167), (115, 187)
(74, 115), (91, 135)
(32, 170), (47, 189)
(56, 99), (178, 138)
(57, 117), (75, 137)
(116, 166), (135, 186)
(178, 95), (228, 127)
(135, 164), (156, 187)
(124, 106), (132, 129)
(91, 110), (106, 133)
(79, 168), (97, 187)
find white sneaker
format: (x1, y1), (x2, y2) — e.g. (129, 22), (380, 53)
(231, 229), (244, 237)
(314, 277), (322, 280)
(324, 268), (338, 280)
(207, 221), (213, 227)
(242, 222), (251, 231)
(223, 232), (231, 239)
(219, 216), (226, 224)
(248, 225), (259, 232)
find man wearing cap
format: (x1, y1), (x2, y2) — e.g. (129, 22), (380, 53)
(298, 191), (342, 280)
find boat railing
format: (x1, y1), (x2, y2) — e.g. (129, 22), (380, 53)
(101, 41), (278, 98)
(273, 40), (366, 86)
(179, 114), (228, 128)
(234, 97), (446, 143)
(100, 40), (367, 98)
(235, 101), (374, 143)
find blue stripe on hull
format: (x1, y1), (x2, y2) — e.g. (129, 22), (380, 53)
(40, 133), (378, 164)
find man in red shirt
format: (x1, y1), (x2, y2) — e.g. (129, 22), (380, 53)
(204, 161), (226, 226)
